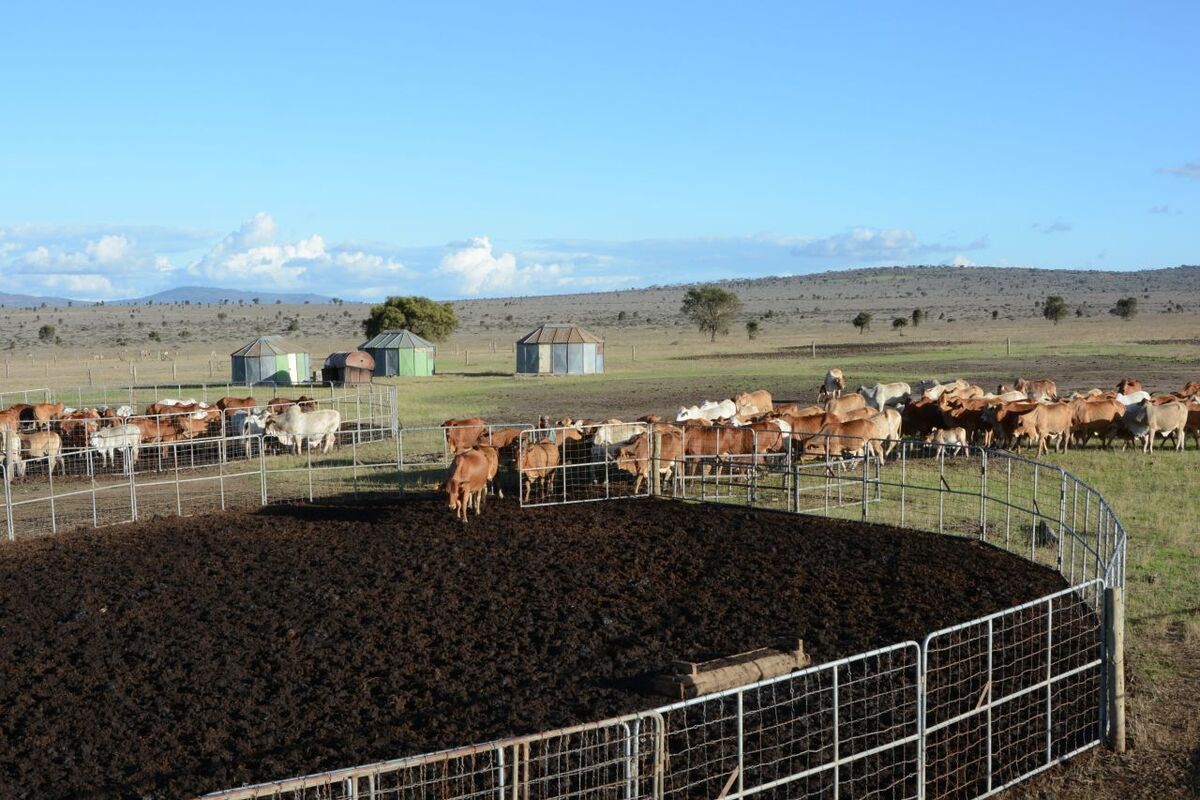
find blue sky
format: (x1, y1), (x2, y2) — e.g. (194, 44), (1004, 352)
(1, 2), (1197, 300)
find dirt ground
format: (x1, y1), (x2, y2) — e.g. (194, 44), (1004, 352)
(0, 496), (1073, 800)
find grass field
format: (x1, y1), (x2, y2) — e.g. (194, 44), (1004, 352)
(2, 268), (1198, 796)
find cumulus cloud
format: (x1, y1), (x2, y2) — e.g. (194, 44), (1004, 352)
(185, 212), (409, 296)
(788, 227), (987, 260)
(949, 255), (977, 267)
(437, 236), (568, 295)
(1159, 162), (1200, 180)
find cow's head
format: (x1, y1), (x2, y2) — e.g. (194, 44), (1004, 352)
(1011, 414), (1038, 443)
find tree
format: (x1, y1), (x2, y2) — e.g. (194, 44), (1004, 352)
(1042, 295), (1068, 324)
(1111, 297), (1138, 320)
(362, 295), (459, 341)
(745, 320), (760, 340)
(892, 317), (908, 332)
(911, 308), (923, 327)
(680, 285), (742, 341)
(852, 311), (873, 334)
(37, 324), (55, 343)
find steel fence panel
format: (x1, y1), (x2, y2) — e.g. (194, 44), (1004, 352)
(921, 581), (1103, 800)
(518, 423), (650, 506)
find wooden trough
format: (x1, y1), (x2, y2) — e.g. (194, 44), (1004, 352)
(648, 638), (813, 700)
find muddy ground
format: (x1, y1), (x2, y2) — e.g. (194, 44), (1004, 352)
(0, 496), (1072, 799)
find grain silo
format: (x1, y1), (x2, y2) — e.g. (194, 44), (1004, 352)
(515, 324), (604, 375)
(230, 335), (310, 385)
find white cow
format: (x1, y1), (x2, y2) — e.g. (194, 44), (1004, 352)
(265, 406), (341, 454)
(1, 429), (24, 479)
(820, 369), (846, 401)
(675, 399), (738, 423)
(858, 382), (912, 410)
(231, 409), (269, 458)
(1116, 391), (1151, 406)
(591, 420), (646, 461)
(90, 424), (142, 468)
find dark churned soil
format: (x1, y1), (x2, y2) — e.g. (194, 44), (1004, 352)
(0, 496), (1068, 799)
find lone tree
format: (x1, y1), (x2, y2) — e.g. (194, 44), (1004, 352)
(38, 324), (56, 343)
(362, 295), (459, 341)
(852, 311), (873, 334)
(681, 285), (742, 341)
(892, 317), (908, 332)
(1111, 297), (1138, 320)
(1042, 295), (1069, 325)
(911, 308), (924, 327)
(745, 319), (760, 340)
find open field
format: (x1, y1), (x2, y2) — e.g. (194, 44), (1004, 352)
(1, 265), (1198, 797)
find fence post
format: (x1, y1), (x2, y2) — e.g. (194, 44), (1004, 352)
(650, 427), (662, 497)
(979, 449), (988, 541)
(1057, 470), (1068, 572)
(259, 436), (268, 506)
(2, 464), (12, 542)
(1105, 586), (1126, 753)
(861, 443), (870, 520)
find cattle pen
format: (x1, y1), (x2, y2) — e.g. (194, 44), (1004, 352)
(0, 406), (1127, 800)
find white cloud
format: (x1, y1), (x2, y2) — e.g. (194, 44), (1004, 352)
(437, 236), (567, 295)
(186, 212), (409, 289)
(788, 227), (987, 261)
(949, 255), (976, 267)
(1159, 162), (1200, 180)
(86, 234), (132, 264)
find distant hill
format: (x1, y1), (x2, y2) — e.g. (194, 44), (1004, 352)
(0, 291), (80, 308)
(110, 286), (332, 305)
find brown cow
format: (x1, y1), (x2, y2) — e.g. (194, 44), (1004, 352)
(1186, 402), (1200, 450)
(443, 448), (491, 521)
(1010, 402), (1074, 456)
(30, 402), (64, 427)
(442, 417), (489, 454)
(902, 397), (944, 439)
(982, 401), (1040, 448)
(1070, 397), (1124, 448)
(1180, 380), (1200, 398)
(614, 427), (684, 493)
(216, 396), (258, 416)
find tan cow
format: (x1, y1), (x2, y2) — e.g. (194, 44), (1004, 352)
(614, 427), (684, 493)
(30, 402), (64, 427)
(733, 389), (773, 421)
(819, 368), (845, 401)
(1122, 399), (1188, 453)
(825, 393), (867, 416)
(518, 438), (560, 502)
(1010, 402), (1074, 456)
(24, 431), (63, 476)
(1014, 377), (1058, 402)
(802, 418), (885, 461)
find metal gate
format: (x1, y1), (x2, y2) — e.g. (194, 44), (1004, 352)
(518, 423), (651, 506)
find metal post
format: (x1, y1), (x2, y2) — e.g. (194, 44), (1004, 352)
(396, 428), (405, 496)
(1045, 599), (1054, 764)
(48, 451), (58, 534)
(860, 442), (869, 520)
(986, 618), (994, 792)
(2, 464), (13, 542)
(832, 668), (840, 800)
(979, 449), (988, 541)
(259, 436), (268, 506)
(1105, 586), (1126, 753)
(1057, 470), (1068, 572)
(736, 690), (745, 799)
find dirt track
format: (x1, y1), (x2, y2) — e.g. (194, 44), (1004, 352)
(0, 496), (1070, 799)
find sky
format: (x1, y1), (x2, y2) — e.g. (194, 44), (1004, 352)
(1, 2), (1197, 301)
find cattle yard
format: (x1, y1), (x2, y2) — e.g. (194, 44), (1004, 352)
(1, 314), (1197, 799)
(0, 375), (1130, 800)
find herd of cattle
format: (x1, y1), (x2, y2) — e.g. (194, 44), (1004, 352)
(437, 369), (1200, 520)
(0, 395), (344, 479)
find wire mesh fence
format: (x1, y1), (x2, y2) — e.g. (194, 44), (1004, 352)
(518, 423), (651, 506)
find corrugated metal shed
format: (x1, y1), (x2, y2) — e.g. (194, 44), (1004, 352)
(516, 324), (603, 345)
(358, 329), (436, 377)
(515, 324), (604, 375)
(230, 335), (303, 358)
(359, 330), (436, 350)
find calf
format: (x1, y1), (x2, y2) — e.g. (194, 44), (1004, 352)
(518, 438), (560, 502)
(613, 427), (684, 493)
(24, 431), (62, 476)
(924, 427), (969, 457)
(441, 417), (489, 454)
(90, 424), (142, 468)
(1010, 402), (1074, 456)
